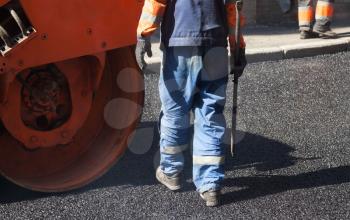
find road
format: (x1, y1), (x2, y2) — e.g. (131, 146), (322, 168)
(1, 52), (350, 219)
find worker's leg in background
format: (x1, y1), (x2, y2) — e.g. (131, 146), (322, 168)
(298, 0), (319, 39)
(313, 0), (337, 37)
(192, 46), (228, 193)
(159, 46), (201, 178)
(298, 0), (314, 31)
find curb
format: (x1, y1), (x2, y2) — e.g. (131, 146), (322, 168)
(246, 38), (350, 63)
(246, 47), (284, 63)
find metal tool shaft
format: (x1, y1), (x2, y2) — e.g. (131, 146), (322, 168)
(231, 0), (243, 157)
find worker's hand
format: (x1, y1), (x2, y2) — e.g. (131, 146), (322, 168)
(135, 37), (153, 70)
(230, 48), (247, 78)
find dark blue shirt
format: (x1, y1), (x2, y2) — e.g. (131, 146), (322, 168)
(161, 0), (228, 47)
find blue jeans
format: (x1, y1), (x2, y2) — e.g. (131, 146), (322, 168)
(159, 46), (228, 193)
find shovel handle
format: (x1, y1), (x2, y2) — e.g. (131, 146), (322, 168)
(231, 0), (243, 157)
(235, 0), (243, 66)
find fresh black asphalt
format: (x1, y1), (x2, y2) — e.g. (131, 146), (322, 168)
(1, 52), (350, 219)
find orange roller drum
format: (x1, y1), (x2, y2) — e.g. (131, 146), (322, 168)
(0, 0), (144, 192)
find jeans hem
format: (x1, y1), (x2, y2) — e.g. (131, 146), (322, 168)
(197, 184), (221, 193)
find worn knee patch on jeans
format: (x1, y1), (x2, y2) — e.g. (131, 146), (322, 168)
(160, 112), (191, 147)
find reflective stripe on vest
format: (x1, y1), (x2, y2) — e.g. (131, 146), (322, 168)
(137, 0), (166, 37)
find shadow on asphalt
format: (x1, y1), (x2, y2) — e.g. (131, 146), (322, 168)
(1, 121), (349, 205)
(222, 166), (350, 205)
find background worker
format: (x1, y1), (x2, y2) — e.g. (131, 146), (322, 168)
(298, 0), (337, 39)
(135, 0), (247, 207)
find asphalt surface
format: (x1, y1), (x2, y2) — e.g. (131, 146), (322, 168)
(1, 52), (350, 219)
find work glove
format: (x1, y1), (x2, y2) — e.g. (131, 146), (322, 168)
(135, 37), (153, 70)
(230, 48), (247, 78)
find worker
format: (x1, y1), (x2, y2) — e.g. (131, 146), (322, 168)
(135, 0), (247, 207)
(298, 0), (337, 39)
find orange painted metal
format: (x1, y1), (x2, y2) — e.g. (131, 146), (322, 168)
(0, 0), (143, 78)
(0, 0), (9, 6)
(0, 46), (144, 192)
(1, 53), (105, 149)
(0, 0), (144, 117)
(0, 0), (146, 191)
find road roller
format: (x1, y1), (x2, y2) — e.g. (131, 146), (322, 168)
(0, 0), (144, 192)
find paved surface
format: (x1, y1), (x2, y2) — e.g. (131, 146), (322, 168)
(1, 52), (350, 219)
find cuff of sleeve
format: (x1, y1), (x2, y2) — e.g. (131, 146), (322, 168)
(137, 0), (167, 38)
